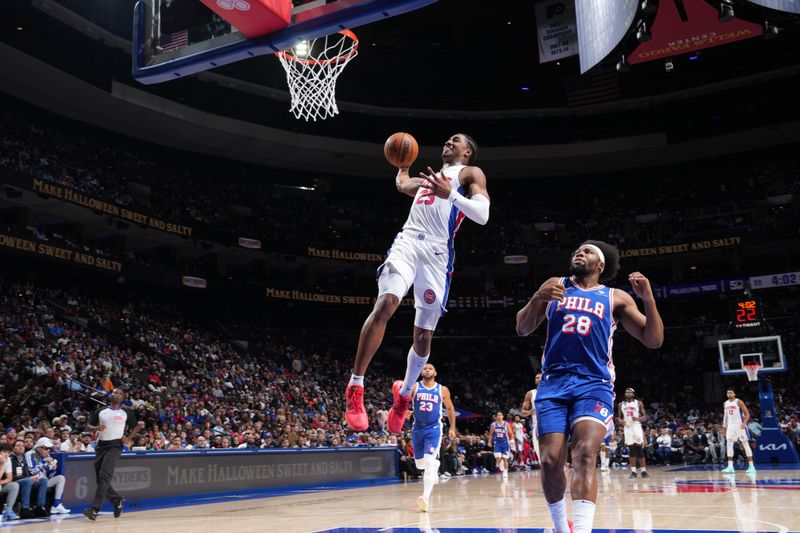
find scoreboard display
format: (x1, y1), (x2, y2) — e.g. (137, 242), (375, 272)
(731, 297), (765, 332)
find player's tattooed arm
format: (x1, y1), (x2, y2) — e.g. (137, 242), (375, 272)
(516, 277), (564, 336)
(638, 401), (647, 423)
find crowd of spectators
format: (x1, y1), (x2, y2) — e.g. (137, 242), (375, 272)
(1, 106), (798, 267)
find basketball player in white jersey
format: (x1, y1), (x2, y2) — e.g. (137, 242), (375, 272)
(520, 372), (543, 466)
(722, 388), (756, 473)
(512, 415), (526, 465)
(345, 134), (490, 432)
(617, 388), (648, 478)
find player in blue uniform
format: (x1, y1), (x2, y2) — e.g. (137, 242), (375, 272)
(410, 363), (456, 512)
(516, 241), (663, 533)
(488, 412), (513, 478)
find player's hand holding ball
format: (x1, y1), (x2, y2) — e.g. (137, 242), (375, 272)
(534, 278), (566, 303)
(628, 272), (654, 302)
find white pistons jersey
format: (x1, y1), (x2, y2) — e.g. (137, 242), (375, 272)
(403, 164), (466, 241)
(621, 399), (644, 445)
(621, 400), (641, 425)
(724, 399), (745, 437)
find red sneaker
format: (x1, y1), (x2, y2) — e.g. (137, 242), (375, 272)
(345, 384), (368, 431)
(387, 380), (411, 434)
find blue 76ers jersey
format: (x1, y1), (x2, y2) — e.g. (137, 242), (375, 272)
(493, 421), (509, 444)
(413, 382), (443, 430)
(542, 277), (617, 381)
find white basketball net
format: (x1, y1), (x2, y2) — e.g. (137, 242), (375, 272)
(743, 362), (760, 382)
(276, 30), (358, 121)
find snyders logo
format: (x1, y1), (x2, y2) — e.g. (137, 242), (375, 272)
(112, 467), (152, 491)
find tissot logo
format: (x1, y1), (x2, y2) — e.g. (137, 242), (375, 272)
(360, 457), (382, 474)
(759, 443), (788, 451)
(112, 467), (151, 491)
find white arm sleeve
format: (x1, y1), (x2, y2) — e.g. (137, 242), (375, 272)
(447, 190), (490, 225)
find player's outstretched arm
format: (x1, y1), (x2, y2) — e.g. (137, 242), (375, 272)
(516, 277), (564, 336)
(442, 385), (457, 440)
(520, 390), (534, 417)
(614, 272), (664, 349)
(396, 167), (426, 197)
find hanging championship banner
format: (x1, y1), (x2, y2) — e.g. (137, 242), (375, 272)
(535, 0), (579, 63)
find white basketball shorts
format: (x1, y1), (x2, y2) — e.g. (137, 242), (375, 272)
(377, 229), (454, 318)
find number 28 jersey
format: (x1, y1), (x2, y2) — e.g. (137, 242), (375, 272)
(542, 277), (617, 382)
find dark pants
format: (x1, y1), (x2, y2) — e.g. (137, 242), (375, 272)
(92, 441), (122, 509)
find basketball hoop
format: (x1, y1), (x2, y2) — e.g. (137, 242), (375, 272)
(743, 361), (761, 382)
(276, 29), (359, 121)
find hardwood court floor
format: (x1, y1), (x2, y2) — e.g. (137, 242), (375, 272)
(5, 466), (800, 533)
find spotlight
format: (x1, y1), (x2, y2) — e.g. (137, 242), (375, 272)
(640, 0), (658, 14)
(636, 21), (652, 42)
(294, 40), (309, 58)
(616, 55), (630, 73)
(763, 21), (779, 39)
(719, 1), (734, 23)
(664, 59), (674, 72)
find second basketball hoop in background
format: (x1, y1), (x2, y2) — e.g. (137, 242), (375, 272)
(276, 29), (359, 121)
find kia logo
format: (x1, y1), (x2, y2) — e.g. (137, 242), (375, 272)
(360, 457), (382, 474)
(759, 443), (787, 451)
(216, 0), (250, 11)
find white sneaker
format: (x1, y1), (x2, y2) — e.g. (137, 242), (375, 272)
(50, 504), (71, 514)
(417, 496), (429, 513)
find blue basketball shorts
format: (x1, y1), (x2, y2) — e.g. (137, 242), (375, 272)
(412, 424), (442, 459)
(493, 441), (510, 457)
(534, 372), (615, 438)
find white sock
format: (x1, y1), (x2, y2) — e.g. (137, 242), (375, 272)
(639, 466), (646, 472)
(400, 347), (428, 397)
(547, 498), (570, 533)
(423, 457), (439, 499)
(348, 374), (364, 387)
(572, 499), (596, 533)
(631, 466), (637, 473)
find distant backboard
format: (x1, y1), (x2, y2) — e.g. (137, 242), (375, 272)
(133, 0), (437, 84)
(718, 335), (786, 376)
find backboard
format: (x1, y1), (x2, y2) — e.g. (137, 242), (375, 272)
(718, 335), (786, 376)
(132, 0), (437, 84)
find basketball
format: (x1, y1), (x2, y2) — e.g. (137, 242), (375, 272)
(384, 132), (419, 168)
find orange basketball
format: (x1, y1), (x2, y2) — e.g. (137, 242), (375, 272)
(383, 132), (419, 168)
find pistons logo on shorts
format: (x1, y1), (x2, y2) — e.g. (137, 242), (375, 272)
(423, 289), (436, 304)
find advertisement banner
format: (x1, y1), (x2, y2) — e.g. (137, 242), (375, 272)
(238, 237), (262, 250)
(30, 178), (193, 237)
(535, 0), (579, 63)
(0, 234), (123, 273)
(665, 281), (723, 298)
(60, 448), (397, 507)
(307, 247), (386, 263)
(181, 276), (208, 289)
(620, 237), (742, 258)
(504, 255), (529, 265)
(629, 0), (762, 64)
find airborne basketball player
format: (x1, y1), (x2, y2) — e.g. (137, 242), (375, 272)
(345, 134), (490, 432)
(722, 388), (756, 473)
(618, 388), (649, 478)
(516, 241), (664, 533)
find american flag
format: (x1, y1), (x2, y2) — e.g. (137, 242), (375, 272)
(566, 69), (621, 107)
(157, 30), (189, 52)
